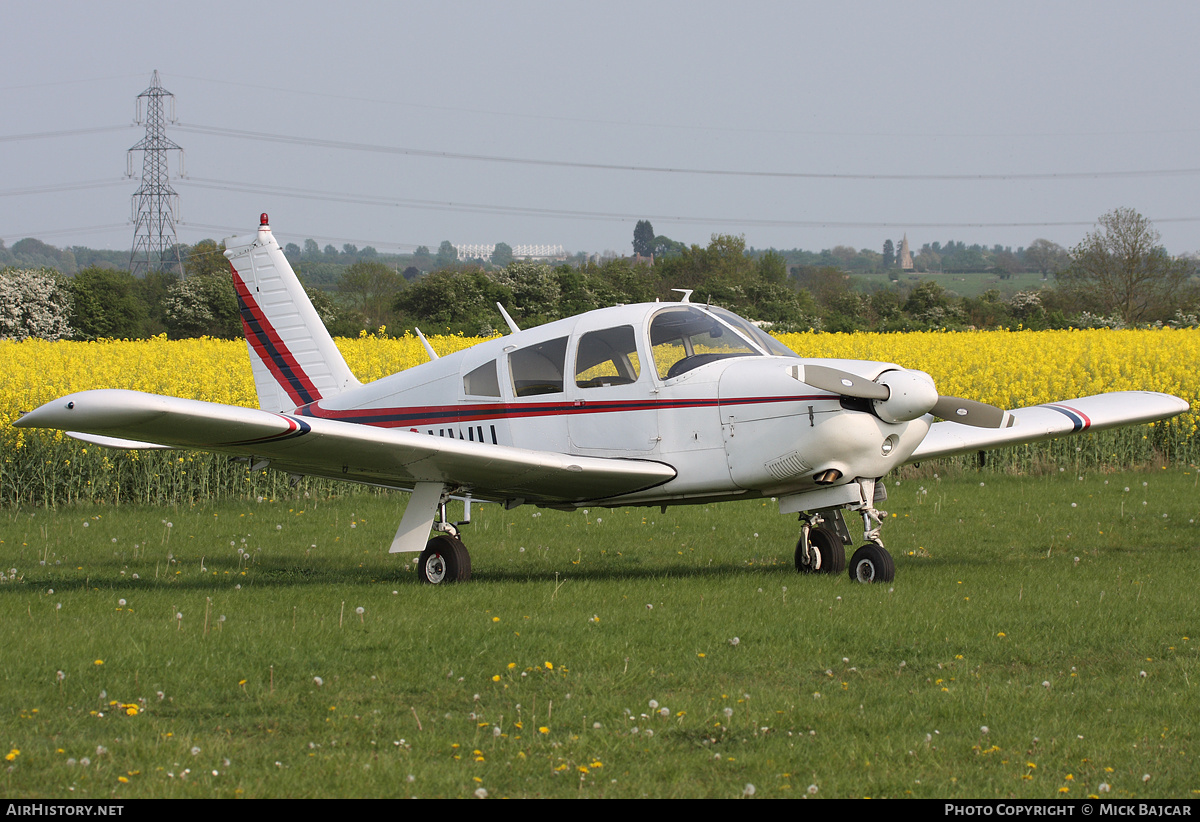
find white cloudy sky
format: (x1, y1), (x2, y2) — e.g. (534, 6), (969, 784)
(4, 0), (1200, 258)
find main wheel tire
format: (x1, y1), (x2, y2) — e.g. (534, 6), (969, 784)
(848, 543), (895, 583)
(417, 535), (472, 584)
(796, 525), (846, 575)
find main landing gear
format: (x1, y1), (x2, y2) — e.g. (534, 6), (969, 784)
(416, 497), (472, 584)
(418, 533), (472, 584)
(796, 505), (895, 584)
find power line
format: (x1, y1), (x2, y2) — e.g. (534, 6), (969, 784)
(0, 179), (129, 197)
(177, 177), (1200, 232)
(0, 125), (133, 143)
(175, 122), (1200, 182)
(169, 74), (1200, 141)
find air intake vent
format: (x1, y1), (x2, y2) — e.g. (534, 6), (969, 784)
(766, 451), (810, 481)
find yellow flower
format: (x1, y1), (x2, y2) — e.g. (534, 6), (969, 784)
(545, 661), (553, 670)
(538, 726), (550, 734)
(94, 659), (103, 666)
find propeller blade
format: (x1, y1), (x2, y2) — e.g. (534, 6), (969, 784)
(803, 365), (889, 401)
(930, 396), (1012, 429)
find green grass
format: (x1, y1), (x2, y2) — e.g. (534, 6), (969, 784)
(1, 469), (1197, 798)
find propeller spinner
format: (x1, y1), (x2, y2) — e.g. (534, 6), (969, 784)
(803, 364), (1012, 429)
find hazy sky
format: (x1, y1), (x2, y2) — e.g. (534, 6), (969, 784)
(5, 1), (1200, 259)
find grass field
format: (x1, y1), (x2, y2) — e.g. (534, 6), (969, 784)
(1, 467), (1197, 799)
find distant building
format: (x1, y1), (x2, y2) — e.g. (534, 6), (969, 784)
(456, 243), (567, 263)
(899, 234), (914, 271)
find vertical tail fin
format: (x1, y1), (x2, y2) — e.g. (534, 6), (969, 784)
(224, 214), (360, 413)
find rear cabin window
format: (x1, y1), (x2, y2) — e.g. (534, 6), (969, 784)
(463, 360), (501, 397)
(575, 326), (641, 388)
(509, 337), (568, 396)
(649, 306), (758, 380)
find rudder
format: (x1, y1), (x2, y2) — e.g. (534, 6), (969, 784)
(224, 214), (360, 413)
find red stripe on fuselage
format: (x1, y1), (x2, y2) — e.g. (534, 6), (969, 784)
(294, 394), (832, 429)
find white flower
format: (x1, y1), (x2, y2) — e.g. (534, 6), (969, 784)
(474, 787), (488, 798)
(1099, 782), (1110, 793)
(648, 699), (658, 709)
(729, 637), (740, 646)
(313, 676), (324, 686)
(807, 784), (818, 795)
(743, 783), (756, 797)
(981, 726), (989, 734)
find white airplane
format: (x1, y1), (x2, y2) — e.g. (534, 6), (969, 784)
(15, 215), (1189, 584)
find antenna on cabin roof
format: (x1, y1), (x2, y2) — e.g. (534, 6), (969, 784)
(128, 70), (185, 277)
(671, 289), (693, 304)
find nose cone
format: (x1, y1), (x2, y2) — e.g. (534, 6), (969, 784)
(873, 370), (938, 424)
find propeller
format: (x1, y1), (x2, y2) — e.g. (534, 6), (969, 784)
(803, 364), (1011, 429)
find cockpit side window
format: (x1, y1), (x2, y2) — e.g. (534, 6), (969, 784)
(509, 336), (568, 396)
(463, 360), (501, 397)
(649, 306), (758, 380)
(575, 326), (641, 388)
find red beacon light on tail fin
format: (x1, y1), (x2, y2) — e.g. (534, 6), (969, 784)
(260, 212), (269, 226)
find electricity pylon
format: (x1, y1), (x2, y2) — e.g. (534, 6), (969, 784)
(128, 70), (185, 277)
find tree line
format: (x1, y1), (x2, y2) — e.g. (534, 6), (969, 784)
(2, 208), (1196, 342)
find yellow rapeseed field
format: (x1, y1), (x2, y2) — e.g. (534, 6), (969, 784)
(1, 328), (1196, 505)
(3, 328), (1197, 440)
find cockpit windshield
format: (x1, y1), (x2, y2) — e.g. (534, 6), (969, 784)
(706, 306), (798, 358)
(648, 305), (792, 380)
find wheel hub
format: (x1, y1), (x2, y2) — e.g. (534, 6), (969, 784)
(424, 552), (446, 584)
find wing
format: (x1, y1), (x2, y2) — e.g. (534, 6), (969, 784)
(908, 391), (1188, 462)
(14, 389), (676, 504)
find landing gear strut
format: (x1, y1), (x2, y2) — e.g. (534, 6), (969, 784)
(417, 495), (473, 584)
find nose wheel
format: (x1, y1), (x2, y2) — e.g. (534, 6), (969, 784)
(848, 542), (894, 583)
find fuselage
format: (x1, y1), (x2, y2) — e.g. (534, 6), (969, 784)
(291, 301), (930, 506)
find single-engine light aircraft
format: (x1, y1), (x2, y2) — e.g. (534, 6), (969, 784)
(16, 215), (1189, 584)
